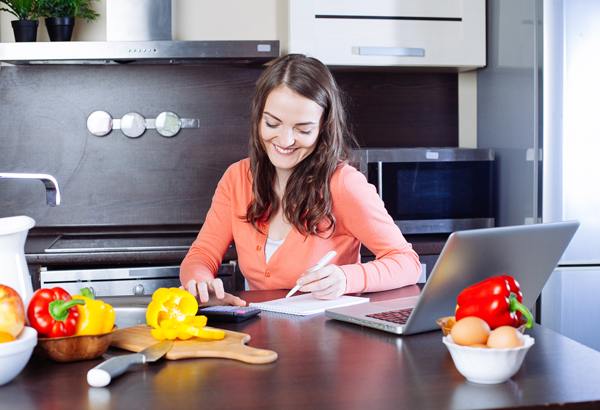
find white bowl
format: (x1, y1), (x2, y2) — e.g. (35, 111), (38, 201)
(0, 326), (37, 386)
(442, 334), (535, 384)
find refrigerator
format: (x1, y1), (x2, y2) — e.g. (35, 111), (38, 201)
(477, 0), (598, 351)
(540, 0), (600, 352)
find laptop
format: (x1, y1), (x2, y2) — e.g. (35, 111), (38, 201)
(325, 221), (580, 335)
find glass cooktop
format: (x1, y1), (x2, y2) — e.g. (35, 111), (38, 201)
(44, 232), (198, 253)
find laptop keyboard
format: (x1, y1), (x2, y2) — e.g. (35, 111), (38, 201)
(366, 308), (414, 325)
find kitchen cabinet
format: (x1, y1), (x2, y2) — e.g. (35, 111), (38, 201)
(288, 0), (486, 70)
(477, 0), (542, 228)
(494, 0), (541, 69)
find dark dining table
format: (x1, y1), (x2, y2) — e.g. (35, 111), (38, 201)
(2, 287), (600, 410)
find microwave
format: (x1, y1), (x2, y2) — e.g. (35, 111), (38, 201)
(352, 148), (495, 234)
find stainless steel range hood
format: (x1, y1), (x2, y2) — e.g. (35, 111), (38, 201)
(0, 0), (279, 65)
(0, 40), (280, 65)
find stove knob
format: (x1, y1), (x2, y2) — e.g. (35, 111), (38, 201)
(88, 287), (96, 297)
(133, 284), (145, 295)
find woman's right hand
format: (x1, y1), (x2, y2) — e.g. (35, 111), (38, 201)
(185, 278), (246, 307)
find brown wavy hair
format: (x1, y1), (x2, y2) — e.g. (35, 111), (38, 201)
(245, 54), (357, 237)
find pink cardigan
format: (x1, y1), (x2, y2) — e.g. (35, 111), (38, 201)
(180, 159), (422, 293)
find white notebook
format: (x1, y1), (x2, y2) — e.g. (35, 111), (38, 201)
(249, 294), (370, 316)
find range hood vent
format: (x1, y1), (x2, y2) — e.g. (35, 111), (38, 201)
(0, 0), (279, 65)
(0, 40), (280, 65)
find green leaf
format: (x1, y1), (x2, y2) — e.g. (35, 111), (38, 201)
(0, 0), (40, 20)
(35, 0), (99, 21)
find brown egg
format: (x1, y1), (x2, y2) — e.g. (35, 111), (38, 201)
(450, 316), (491, 346)
(469, 343), (490, 348)
(487, 326), (524, 348)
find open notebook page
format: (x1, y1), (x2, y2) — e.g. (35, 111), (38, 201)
(249, 293), (370, 316)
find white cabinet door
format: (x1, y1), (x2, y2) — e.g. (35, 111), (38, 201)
(289, 0), (486, 70)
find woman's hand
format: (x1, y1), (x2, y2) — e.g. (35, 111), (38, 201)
(296, 264), (347, 299)
(184, 278), (246, 307)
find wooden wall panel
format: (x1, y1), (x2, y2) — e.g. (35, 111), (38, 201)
(0, 65), (457, 227)
(0, 64), (262, 227)
(333, 70), (458, 148)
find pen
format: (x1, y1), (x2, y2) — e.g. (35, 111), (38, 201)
(285, 250), (337, 298)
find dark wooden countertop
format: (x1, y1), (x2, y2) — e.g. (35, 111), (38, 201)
(3, 288), (600, 410)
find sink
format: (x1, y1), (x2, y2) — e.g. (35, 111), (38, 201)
(101, 296), (151, 329)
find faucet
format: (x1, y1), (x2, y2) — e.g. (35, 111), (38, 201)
(0, 173), (61, 206)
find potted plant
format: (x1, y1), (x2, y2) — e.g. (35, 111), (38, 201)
(37, 0), (99, 41)
(0, 0), (40, 42)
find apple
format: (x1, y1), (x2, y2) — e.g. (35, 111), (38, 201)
(0, 285), (25, 338)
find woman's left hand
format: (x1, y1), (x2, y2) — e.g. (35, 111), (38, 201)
(296, 264), (347, 299)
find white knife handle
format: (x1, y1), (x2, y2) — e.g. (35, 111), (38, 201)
(87, 353), (145, 387)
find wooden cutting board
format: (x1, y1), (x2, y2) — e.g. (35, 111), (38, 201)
(110, 325), (278, 364)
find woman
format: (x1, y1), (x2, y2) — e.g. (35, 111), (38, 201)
(181, 54), (421, 306)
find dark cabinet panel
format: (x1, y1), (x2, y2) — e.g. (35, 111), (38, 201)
(334, 70), (458, 148)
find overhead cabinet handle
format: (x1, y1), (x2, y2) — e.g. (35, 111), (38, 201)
(358, 47), (425, 57)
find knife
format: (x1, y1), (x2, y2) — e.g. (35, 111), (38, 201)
(87, 340), (174, 387)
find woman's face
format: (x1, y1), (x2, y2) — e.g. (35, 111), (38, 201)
(260, 86), (324, 177)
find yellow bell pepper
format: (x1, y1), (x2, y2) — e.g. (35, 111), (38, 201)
(146, 287), (225, 341)
(72, 288), (116, 335)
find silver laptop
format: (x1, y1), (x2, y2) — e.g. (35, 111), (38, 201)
(325, 221), (580, 335)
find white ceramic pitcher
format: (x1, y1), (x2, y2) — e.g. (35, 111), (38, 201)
(0, 216), (36, 308)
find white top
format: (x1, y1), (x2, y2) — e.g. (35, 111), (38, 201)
(265, 237), (285, 264)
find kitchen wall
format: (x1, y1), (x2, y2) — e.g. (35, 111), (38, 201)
(0, 1), (461, 228)
(0, 64), (264, 227)
(0, 64), (457, 227)
(0, 0), (286, 44)
(0, 0), (477, 148)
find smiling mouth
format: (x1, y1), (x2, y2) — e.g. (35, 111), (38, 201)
(273, 144), (297, 154)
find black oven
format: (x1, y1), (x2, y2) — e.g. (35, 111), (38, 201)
(353, 148), (495, 234)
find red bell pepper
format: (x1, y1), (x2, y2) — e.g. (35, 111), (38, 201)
(499, 275), (524, 322)
(27, 287), (86, 338)
(456, 275), (533, 330)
